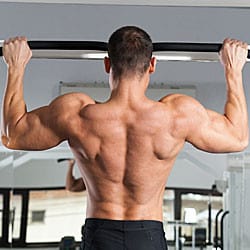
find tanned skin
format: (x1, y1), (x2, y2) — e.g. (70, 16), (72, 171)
(1, 36), (249, 221)
(65, 159), (86, 192)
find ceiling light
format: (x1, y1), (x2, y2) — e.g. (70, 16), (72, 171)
(155, 55), (192, 61)
(81, 52), (108, 59)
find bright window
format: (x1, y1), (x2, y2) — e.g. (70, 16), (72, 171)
(163, 189), (175, 241)
(26, 189), (87, 243)
(12, 194), (22, 240)
(181, 193), (222, 245)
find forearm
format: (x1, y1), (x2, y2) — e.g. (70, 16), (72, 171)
(224, 68), (249, 145)
(66, 165), (75, 190)
(1, 67), (27, 145)
(66, 162), (86, 192)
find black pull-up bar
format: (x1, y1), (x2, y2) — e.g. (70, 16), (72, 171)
(0, 41), (249, 61)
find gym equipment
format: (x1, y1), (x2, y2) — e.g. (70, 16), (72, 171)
(1, 40), (249, 62)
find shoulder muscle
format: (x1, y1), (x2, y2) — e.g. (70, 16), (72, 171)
(50, 92), (95, 111)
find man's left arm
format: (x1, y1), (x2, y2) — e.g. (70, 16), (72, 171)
(66, 159), (86, 192)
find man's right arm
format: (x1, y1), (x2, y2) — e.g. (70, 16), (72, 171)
(163, 39), (249, 153)
(1, 37), (95, 150)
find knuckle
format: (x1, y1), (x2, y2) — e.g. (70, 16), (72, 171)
(13, 38), (19, 44)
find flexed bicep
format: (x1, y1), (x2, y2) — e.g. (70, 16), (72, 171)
(2, 105), (66, 150)
(1, 92), (94, 150)
(185, 102), (248, 153)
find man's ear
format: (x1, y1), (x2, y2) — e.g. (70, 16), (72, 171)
(104, 57), (111, 73)
(149, 57), (157, 74)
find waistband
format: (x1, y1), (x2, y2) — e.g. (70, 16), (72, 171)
(84, 218), (164, 230)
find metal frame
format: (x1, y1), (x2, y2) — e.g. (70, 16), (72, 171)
(0, 0), (250, 7)
(0, 189), (11, 248)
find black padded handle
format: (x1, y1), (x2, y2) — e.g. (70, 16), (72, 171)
(0, 41), (249, 59)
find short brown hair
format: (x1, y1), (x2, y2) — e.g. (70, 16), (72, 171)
(108, 26), (153, 80)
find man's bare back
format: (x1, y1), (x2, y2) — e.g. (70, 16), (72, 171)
(1, 26), (249, 250)
(67, 92), (185, 221)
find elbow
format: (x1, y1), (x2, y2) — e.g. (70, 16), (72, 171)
(1, 126), (19, 150)
(240, 135), (249, 151)
(241, 128), (249, 150)
(1, 134), (12, 149)
(66, 186), (77, 192)
(1, 134), (20, 150)
(1, 134), (8, 147)
(66, 184), (75, 192)
(236, 132), (249, 152)
(66, 186), (72, 192)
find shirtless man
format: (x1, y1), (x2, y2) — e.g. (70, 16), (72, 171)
(1, 26), (249, 250)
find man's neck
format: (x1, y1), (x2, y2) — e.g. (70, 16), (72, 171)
(109, 74), (150, 104)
